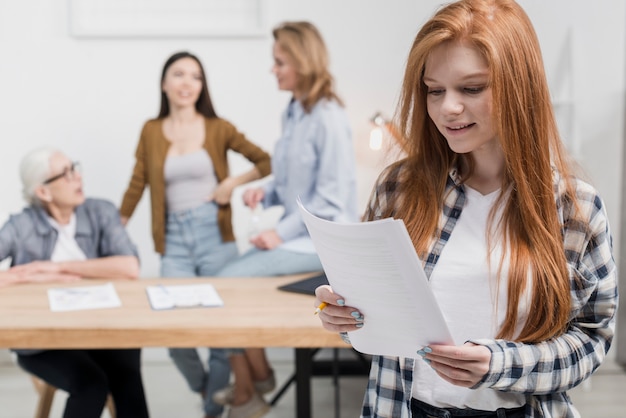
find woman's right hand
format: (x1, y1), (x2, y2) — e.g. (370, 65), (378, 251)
(0, 270), (81, 286)
(8, 261), (82, 284)
(242, 188), (265, 209)
(314, 285), (364, 333)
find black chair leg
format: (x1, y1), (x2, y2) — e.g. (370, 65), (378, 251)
(269, 374), (295, 406)
(333, 348), (340, 418)
(269, 348), (320, 406)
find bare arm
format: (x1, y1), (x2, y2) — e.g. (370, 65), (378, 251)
(8, 256), (140, 281)
(0, 271), (23, 287)
(211, 167), (262, 205)
(0, 270), (81, 287)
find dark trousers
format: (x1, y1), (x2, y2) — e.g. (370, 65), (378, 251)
(411, 398), (526, 418)
(17, 349), (149, 418)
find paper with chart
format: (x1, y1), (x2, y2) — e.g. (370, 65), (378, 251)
(48, 282), (122, 312)
(298, 200), (454, 358)
(146, 283), (224, 310)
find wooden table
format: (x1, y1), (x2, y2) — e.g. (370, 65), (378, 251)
(0, 276), (350, 418)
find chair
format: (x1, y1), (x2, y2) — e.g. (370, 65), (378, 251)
(30, 375), (116, 418)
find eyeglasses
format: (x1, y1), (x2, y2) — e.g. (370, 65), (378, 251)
(42, 161), (81, 185)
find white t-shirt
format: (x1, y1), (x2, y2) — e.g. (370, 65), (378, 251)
(47, 214), (87, 262)
(412, 186), (528, 410)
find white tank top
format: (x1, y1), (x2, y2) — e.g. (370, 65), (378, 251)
(164, 149), (217, 213)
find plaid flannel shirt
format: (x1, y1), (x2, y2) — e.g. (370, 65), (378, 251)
(358, 162), (618, 418)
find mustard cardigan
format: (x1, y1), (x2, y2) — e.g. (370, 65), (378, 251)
(120, 117), (271, 254)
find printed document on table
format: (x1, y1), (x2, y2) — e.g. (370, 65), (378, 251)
(48, 282), (122, 312)
(298, 200), (454, 358)
(146, 283), (224, 310)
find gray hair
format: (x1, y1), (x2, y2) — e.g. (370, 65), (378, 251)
(19, 146), (60, 206)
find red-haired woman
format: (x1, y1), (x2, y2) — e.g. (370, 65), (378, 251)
(315, 1), (617, 417)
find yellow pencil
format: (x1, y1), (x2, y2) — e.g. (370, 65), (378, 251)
(314, 302), (328, 315)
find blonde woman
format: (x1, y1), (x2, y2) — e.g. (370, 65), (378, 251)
(214, 21), (358, 418)
(315, 1), (617, 417)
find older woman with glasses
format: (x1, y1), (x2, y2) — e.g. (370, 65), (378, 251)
(0, 147), (149, 418)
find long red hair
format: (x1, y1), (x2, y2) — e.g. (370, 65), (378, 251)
(389, 0), (576, 342)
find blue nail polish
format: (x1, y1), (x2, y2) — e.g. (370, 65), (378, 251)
(417, 350), (425, 357)
(336, 299), (345, 306)
(423, 346), (432, 353)
(423, 358), (431, 365)
(355, 323), (364, 328)
(355, 316), (364, 322)
(351, 311), (361, 318)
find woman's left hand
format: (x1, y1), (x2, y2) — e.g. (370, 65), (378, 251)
(9, 261), (60, 275)
(419, 342), (491, 387)
(6, 262), (81, 284)
(209, 177), (237, 205)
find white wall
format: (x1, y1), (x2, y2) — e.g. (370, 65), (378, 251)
(0, 0), (623, 278)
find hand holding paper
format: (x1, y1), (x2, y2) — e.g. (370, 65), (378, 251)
(298, 199), (454, 358)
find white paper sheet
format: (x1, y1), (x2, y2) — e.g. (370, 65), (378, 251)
(47, 282), (122, 312)
(146, 283), (224, 310)
(298, 200), (454, 358)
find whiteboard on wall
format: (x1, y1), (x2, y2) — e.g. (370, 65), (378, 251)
(68, 0), (267, 38)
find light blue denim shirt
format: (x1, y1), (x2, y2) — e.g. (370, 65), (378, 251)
(0, 198), (138, 266)
(263, 98), (358, 251)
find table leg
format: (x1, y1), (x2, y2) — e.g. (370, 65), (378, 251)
(333, 348), (340, 418)
(295, 348), (312, 418)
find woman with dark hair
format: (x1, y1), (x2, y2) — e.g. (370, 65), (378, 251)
(315, 1), (617, 417)
(119, 51), (271, 418)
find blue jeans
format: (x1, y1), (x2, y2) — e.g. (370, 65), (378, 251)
(161, 202), (238, 417)
(216, 247), (323, 277)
